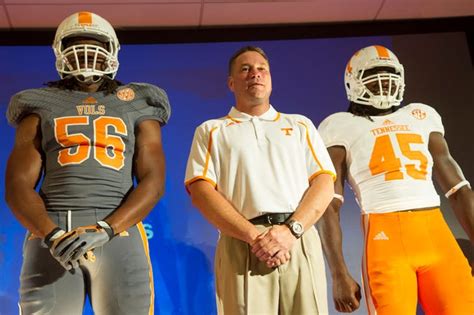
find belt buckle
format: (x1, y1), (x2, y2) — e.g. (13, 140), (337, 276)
(266, 214), (273, 225)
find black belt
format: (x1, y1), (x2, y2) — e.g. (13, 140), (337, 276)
(249, 212), (292, 225)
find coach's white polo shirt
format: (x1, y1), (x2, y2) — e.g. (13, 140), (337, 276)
(185, 105), (336, 220)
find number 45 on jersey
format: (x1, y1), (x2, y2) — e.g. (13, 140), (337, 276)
(369, 133), (428, 181)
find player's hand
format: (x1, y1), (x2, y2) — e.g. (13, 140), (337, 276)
(44, 227), (80, 270)
(251, 225), (296, 264)
(332, 273), (362, 313)
(49, 225), (110, 268)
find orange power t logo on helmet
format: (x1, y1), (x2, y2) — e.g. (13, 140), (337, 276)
(374, 45), (390, 59)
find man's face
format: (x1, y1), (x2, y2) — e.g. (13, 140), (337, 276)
(63, 37), (108, 72)
(227, 51), (272, 105)
(362, 66), (398, 97)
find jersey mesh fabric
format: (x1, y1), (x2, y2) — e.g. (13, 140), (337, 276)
(7, 83), (170, 212)
(318, 103), (443, 214)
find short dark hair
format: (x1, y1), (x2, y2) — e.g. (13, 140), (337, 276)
(228, 46), (269, 75)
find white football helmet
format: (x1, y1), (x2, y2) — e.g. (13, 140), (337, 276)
(53, 11), (120, 82)
(344, 45), (405, 109)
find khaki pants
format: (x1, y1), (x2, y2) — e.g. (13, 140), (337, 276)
(215, 225), (328, 315)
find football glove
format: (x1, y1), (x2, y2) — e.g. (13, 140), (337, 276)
(49, 224), (111, 267)
(44, 227), (80, 270)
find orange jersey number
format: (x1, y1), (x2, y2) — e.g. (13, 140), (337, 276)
(54, 116), (128, 170)
(369, 133), (428, 181)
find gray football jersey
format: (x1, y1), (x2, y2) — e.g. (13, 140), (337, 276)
(7, 82), (171, 212)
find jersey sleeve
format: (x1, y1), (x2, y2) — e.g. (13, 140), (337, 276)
(318, 113), (351, 150)
(6, 89), (47, 126)
(299, 116), (337, 182)
(184, 122), (219, 191)
(424, 104), (444, 135)
(129, 83), (171, 126)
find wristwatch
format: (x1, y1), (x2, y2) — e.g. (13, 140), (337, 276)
(285, 219), (304, 238)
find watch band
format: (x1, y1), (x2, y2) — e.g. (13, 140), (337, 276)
(286, 219), (304, 238)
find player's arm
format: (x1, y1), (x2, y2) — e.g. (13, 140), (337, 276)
(6, 115), (83, 270)
(317, 146), (361, 313)
(5, 114), (58, 238)
(284, 172), (334, 231)
(429, 132), (474, 244)
(104, 119), (166, 234)
(188, 180), (261, 244)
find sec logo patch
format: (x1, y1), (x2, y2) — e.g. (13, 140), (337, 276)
(411, 109), (426, 120)
(117, 88), (135, 101)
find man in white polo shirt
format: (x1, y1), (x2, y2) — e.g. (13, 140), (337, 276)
(185, 46), (336, 314)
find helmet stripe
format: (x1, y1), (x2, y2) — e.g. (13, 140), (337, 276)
(78, 12), (92, 25)
(374, 45), (389, 59)
(346, 62), (352, 74)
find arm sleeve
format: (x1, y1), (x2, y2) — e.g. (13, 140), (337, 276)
(184, 123), (218, 190)
(299, 116), (337, 182)
(318, 113), (351, 150)
(425, 105), (444, 136)
(6, 90), (44, 126)
(131, 83), (171, 126)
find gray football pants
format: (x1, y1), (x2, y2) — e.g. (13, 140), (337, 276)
(19, 209), (154, 315)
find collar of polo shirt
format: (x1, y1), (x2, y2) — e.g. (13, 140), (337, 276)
(227, 105), (281, 122)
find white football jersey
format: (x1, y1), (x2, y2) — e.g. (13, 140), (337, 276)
(318, 103), (443, 214)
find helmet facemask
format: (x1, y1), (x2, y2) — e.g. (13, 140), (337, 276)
(355, 68), (404, 109)
(56, 38), (119, 83)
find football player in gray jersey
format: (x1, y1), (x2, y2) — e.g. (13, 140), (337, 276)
(5, 11), (170, 315)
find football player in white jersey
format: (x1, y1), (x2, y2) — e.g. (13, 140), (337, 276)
(5, 11), (170, 314)
(318, 45), (473, 314)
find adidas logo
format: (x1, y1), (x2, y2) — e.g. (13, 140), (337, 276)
(382, 119), (394, 125)
(83, 96), (97, 104)
(373, 231), (389, 240)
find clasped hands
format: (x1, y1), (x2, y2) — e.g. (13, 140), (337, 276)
(44, 225), (110, 270)
(250, 224), (296, 268)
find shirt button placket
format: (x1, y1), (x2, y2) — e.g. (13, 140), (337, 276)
(251, 117), (264, 143)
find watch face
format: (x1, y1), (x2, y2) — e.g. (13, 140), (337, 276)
(293, 222), (304, 234)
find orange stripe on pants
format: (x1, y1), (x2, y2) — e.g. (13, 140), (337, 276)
(361, 209), (474, 315)
(137, 222), (155, 315)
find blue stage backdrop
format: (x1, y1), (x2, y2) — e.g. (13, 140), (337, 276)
(1, 34), (471, 315)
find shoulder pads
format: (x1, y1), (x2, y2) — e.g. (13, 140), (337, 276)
(125, 83), (171, 125)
